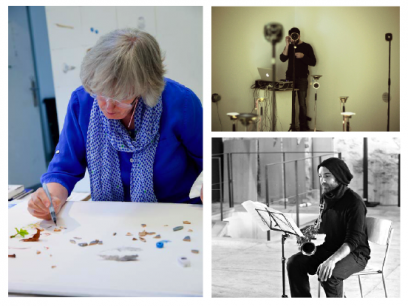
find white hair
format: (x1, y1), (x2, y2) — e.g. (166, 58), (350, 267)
(80, 28), (165, 107)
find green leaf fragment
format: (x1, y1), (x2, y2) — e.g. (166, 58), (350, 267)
(10, 228), (29, 238)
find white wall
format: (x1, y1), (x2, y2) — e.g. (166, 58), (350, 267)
(212, 7), (400, 132)
(45, 6), (203, 192)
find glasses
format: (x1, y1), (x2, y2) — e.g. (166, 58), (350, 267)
(91, 94), (136, 110)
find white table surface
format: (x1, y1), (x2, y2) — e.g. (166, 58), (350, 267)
(8, 200), (203, 297)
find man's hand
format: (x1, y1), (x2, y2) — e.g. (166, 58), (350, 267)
(285, 36), (291, 45)
(295, 52), (304, 58)
(316, 258), (336, 282)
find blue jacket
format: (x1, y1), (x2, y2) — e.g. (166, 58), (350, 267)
(41, 78), (203, 203)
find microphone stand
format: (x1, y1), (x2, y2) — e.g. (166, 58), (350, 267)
(314, 90), (317, 132)
(271, 41), (277, 131)
(387, 37), (391, 131)
(288, 41), (298, 131)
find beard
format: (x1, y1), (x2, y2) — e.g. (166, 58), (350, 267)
(322, 182), (339, 193)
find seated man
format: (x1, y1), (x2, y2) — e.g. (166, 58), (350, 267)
(287, 157), (371, 297)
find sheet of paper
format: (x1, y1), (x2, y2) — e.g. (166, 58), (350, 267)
(8, 201), (203, 297)
(242, 200), (303, 237)
(189, 171), (203, 199)
(66, 192), (91, 202)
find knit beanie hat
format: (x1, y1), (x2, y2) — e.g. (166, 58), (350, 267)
(317, 157), (353, 185)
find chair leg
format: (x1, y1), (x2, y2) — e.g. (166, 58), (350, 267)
(318, 281), (321, 298)
(382, 273), (388, 298)
(358, 275), (363, 298)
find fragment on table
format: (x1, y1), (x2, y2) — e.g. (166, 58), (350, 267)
(99, 247), (140, 261)
(178, 257), (191, 267)
(21, 228), (41, 242)
(156, 242), (164, 248)
(89, 240), (99, 246)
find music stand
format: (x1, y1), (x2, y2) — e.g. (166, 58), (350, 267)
(242, 201), (303, 298)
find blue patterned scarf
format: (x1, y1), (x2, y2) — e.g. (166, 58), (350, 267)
(86, 96), (162, 202)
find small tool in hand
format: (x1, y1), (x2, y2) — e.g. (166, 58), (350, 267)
(42, 183), (57, 226)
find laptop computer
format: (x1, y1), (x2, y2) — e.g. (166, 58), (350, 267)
(257, 68), (273, 81)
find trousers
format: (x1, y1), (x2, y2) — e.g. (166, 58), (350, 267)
(293, 77), (309, 130)
(287, 245), (368, 298)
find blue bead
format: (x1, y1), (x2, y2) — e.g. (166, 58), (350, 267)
(156, 242), (164, 248)
(90, 27), (94, 32)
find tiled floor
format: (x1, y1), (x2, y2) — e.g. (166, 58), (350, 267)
(212, 205), (400, 298)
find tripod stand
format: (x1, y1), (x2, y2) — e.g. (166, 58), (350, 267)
(311, 75), (322, 132)
(385, 33), (392, 131)
(264, 22), (283, 131)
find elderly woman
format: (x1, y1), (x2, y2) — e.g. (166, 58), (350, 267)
(28, 28), (203, 220)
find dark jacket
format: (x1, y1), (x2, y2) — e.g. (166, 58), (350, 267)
(320, 187), (371, 259)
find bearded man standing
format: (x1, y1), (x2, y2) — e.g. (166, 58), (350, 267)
(280, 27), (316, 131)
(287, 157), (371, 298)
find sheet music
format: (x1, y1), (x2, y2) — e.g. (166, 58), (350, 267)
(242, 200), (303, 237)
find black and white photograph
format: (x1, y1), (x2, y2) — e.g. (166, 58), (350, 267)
(212, 137), (400, 298)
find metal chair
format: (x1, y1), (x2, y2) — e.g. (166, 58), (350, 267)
(318, 217), (393, 298)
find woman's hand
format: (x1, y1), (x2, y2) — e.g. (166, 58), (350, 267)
(27, 188), (64, 220)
